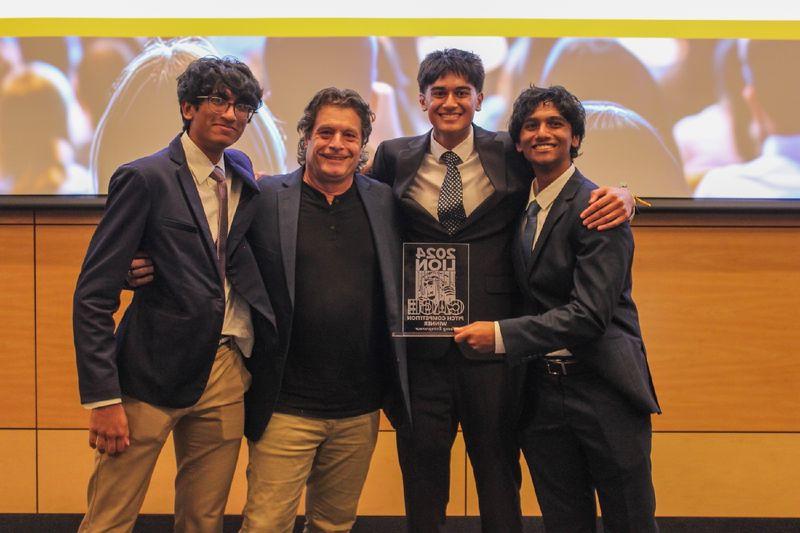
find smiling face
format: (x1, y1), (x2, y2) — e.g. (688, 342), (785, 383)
(181, 87), (247, 162)
(515, 101), (580, 178)
(303, 104), (363, 187)
(420, 72), (483, 149)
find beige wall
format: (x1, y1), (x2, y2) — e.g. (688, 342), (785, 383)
(1, 209), (798, 516)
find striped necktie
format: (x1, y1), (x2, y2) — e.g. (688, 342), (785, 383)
(209, 166), (228, 282)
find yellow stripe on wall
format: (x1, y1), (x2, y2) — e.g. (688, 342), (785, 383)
(1, 18), (800, 39)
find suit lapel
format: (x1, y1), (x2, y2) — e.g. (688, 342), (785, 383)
(456, 126), (511, 232)
(356, 175), (400, 324)
(168, 136), (218, 270)
(527, 171), (582, 275)
(278, 169), (303, 307)
(225, 151), (260, 255)
(394, 133), (429, 199)
(474, 126), (508, 193)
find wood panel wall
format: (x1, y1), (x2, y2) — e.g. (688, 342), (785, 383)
(1, 209), (798, 516)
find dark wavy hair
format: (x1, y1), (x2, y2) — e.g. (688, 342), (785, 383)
(508, 85), (586, 159)
(296, 87), (375, 171)
(417, 48), (485, 93)
(176, 56), (263, 131)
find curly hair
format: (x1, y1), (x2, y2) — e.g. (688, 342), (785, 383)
(508, 85), (585, 159)
(176, 56), (263, 131)
(296, 87), (375, 171)
(417, 48), (485, 93)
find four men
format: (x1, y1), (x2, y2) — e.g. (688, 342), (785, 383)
(75, 48), (650, 532)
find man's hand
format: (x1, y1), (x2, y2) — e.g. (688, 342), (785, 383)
(127, 251), (154, 288)
(580, 186), (634, 231)
(89, 404), (130, 456)
(453, 321), (496, 356)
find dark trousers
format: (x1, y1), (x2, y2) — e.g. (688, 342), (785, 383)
(396, 345), (524, 533)
(521, 367), (658, 533)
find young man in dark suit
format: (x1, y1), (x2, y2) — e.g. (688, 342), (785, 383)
(370, 49), (634, 532)
(455, 85), (660, 532)
(73, 57), (275, 532)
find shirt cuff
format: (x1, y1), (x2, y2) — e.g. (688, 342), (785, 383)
(83, 398), (122, 410)
(494, 321), (506, 354)
(621, 183), (637, 222)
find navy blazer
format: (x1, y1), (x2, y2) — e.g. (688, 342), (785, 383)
(499, 169), (660, 414)
(370, 125), (531, 359)
(244, 169), (412, 441)
(73, 134), (276, 408)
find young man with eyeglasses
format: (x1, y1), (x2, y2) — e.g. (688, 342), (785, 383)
(73, 56), (276, 532)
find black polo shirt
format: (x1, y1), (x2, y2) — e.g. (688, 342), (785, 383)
(275, 181), (389, 419)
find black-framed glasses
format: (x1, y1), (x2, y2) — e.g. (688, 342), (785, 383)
(197, 95), (259, 121)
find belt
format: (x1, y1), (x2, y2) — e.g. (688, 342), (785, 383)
(534, 357), (587, 376)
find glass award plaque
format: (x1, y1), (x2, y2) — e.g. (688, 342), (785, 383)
(395, 243), (469, 337)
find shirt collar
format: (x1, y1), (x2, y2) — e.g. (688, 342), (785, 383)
(181, 132), (226, 185)
(429, 125), (475, 164)
(528, 163), (575, 210)
(301, 178), (358, 203)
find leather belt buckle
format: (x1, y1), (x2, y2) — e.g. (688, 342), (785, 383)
(545, 359), (568, 376)
(543, 357), (580, 376)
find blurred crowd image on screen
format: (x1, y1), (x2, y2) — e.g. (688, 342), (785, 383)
(1, 35), (798, 198)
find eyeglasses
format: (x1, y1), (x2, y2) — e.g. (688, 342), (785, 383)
(197, 95), (259, 121)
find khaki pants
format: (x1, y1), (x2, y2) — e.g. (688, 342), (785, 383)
(241, 411), (380, 533)
(79, 343), (251, 533)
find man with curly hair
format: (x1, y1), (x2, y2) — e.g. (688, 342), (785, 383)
(456, 85), (660, 532)
(239, 87), (411, 532)
(73, 56), (276, 532)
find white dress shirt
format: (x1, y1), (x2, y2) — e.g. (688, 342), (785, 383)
(405, 126), (495, 218)
(181, 133), (254, 358)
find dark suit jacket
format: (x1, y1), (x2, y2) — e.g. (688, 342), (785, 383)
(73, 134), (276, 408)
(370, 125), (531, 359)
(243, 169), (412, 441)
(499, 169), (660, 414)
